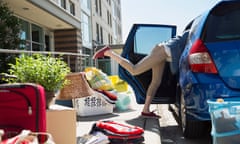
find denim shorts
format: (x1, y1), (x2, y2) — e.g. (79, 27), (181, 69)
(164, 31), (189, 74)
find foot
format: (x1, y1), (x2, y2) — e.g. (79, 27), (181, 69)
(92, 46), (111, 59)
(141, 111), (161, 119)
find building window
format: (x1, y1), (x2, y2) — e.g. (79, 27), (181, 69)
(107, 11), (110, 25)
(107, 11), (112, 27)
(96, 23), (103, 44)
(60, 0), (66, 9)
(118, 25), (122, 37)
(108, 33), (110, 44)
(106, 0), (111, 6)
(95, 0), (102, 16)
(19, 20), (30, 50)
(95, 0), (98, 13)
(81, 13), (91, 48)
(108, 34), (112, 44)
(20, 20), (44, 51)
(69, 1), (75, 15)
(31, 24), (43, 51)
(96, 23), (100, 42)
(99, 0), (102, 16)
(81, 0), (90, 9)
(100, 26), (103, 44)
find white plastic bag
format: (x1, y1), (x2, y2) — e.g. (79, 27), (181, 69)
(0, 130), (55, 144)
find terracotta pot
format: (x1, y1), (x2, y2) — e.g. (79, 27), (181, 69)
(45, 91), (55, 109)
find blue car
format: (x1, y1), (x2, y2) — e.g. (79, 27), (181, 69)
(119, 0), (240, 138)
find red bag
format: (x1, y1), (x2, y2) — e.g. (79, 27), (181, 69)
(0, 83), (46, 140)
(94, 89), (118, 104)
(90, 121), (144, 144)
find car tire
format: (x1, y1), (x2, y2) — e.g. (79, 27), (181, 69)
(180, 90), (206, 138)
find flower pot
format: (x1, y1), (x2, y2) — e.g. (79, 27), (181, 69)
(45, 91), (55, 109)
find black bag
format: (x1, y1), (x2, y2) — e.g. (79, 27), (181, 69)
(90, 120), (144, 144)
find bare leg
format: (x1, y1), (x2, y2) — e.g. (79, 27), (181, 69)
(142, 61), (165, 113)
(104, 45), (168, 114)
(104, 45), (167, 75)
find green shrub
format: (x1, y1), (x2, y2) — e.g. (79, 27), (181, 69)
(7, 54), (71, 92)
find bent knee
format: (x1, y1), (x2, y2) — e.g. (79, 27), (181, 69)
(130, 70), (140, 76)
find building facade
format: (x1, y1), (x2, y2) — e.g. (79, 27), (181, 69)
(3, 0), (122, 73)
(82, 0), (123, 74)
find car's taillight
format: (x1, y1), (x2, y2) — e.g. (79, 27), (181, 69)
(188, 39), (218, 74)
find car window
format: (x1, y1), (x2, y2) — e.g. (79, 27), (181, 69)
(205, 2), (240, 42)
(134, 26), (175, 55)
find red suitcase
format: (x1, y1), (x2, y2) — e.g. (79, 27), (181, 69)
(0, 83), (46, 139)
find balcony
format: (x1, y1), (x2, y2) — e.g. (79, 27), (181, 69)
(0, 49), (89, 72)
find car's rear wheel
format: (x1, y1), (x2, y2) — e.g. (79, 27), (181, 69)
(180, 90), (207, 138)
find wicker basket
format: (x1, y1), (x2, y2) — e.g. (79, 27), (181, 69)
(56, 72), (95, 100)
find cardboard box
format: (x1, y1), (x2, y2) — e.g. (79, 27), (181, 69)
(73, 92), (114, 117)
(47, 105), (76, 144)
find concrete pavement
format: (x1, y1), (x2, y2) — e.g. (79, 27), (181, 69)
(76, 89), (162, 144)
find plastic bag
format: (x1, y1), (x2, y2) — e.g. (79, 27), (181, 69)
(115, 93), (131, 111)
(85, 67), (113, 91)
(0, 130), (55, 144)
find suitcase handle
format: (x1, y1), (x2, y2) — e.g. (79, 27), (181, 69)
(0, 90), (32, 115)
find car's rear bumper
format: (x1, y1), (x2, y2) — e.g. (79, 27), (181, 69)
(183, 82), (240, 121)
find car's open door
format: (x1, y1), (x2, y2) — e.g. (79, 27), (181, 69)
(119, 24), (177, 104)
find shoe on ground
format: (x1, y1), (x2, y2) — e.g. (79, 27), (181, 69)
(93, 46), (111, 59)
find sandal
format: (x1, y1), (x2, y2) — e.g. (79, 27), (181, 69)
(93, 46), (111, 59)
(141, 111), (161, 119)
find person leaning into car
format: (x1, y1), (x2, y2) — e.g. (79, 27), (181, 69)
(93, 30), (189, 118)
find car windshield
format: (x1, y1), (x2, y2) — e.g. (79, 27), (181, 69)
(205, 2), (240, 42)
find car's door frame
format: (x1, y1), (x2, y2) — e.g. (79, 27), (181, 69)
(119, 24), (178, 104)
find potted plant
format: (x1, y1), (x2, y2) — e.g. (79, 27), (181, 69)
(6, 54), (71, 108)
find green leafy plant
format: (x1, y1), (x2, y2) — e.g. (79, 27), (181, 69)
(7, 54), (71, 92)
